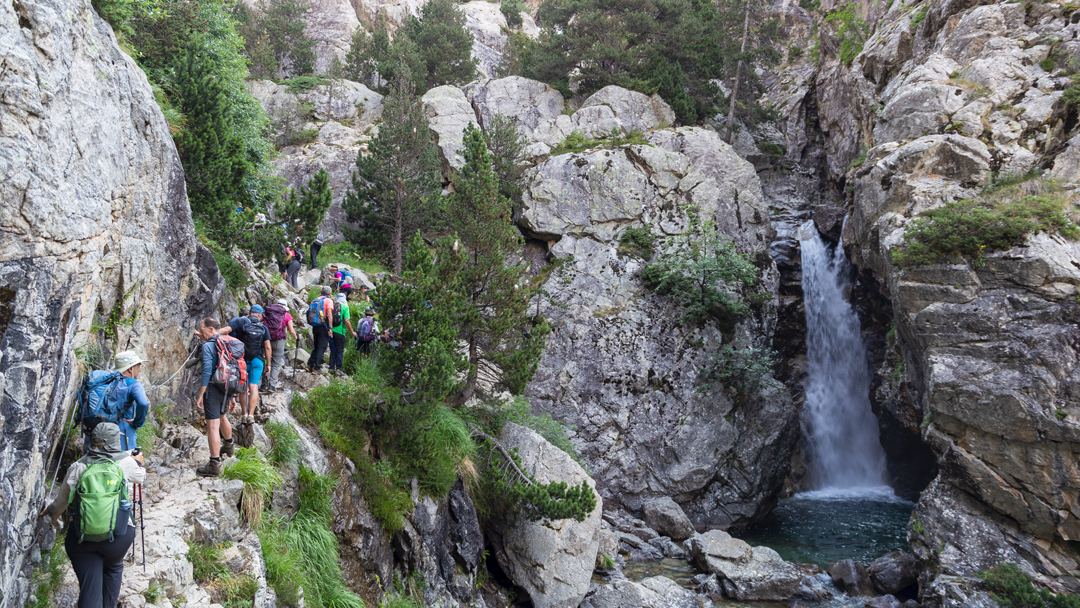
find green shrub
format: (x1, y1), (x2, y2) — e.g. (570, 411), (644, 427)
(758, 142), (786, 157)
(30, 539), (67, 608)
(264, 421), (301, 466)
(891, 195), (1080, 267)
(618, 226), (656, 259)
(223, 448), (282, 499)
(92, 0), (134, 36)
(1062, 77), (1080, 109)
(702, 338), (782, 396)
(285, 128), (318, 147)
(980, 563), (1080, 608)
(500, 0), (524, 27)
(317, 241), (387, 275)
(551, 128), (650, 155)
(211, 250), (249, 292)
(910, 3), (929, 29)
(641, 205), (758, 325)
(1040, 57), (1056, 73)
(596, 553), (616, 570)
(827, 4), (866, 66)
(284, 75), (329, 92)
(187, 539), (229, 584)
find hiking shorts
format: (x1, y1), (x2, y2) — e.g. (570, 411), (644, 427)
(203, 384), (228, 420)
(248, 358), (264, 386)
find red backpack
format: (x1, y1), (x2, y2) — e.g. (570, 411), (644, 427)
(263, 304), (289, 341)
(211, 336), (247, 393)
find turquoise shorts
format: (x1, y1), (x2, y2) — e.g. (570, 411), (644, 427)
(248, 358), (264, 386)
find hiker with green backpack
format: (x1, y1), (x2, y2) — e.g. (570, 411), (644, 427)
(40, 422), (145, 608)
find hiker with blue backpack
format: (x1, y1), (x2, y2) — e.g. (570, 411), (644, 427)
(307, 286), (335, 374)
(76, 351), (151, 454)
(41, 422), (145, 608)
(355, 309), (380, 355)
(333, 265), (354, 299)
(194, 318), (241, 477)
(329, 292), (356, 375)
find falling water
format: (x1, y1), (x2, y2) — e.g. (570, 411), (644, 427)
(799, 221), (887, 489)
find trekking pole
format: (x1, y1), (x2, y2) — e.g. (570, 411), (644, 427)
(136, 483), (146, 573)
(50, 403), (80, 489)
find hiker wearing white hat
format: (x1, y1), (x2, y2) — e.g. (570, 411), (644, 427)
(112, 350), (151, 452)
(263, 298), (297, 390)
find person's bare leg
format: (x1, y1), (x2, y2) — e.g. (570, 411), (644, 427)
(207, 419), (221, 457)
(220, 413), (232, 440)
(248, 385), (259, 417)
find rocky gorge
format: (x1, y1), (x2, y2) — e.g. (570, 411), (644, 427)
(4, 0), (1080, 604)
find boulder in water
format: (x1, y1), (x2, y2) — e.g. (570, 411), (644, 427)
(865, 595), (905, 608)
(868, 551), (917, 595)
(828, 559), (876, 597)
(643, 496), (697, 541)
(687, 531), (801, 600)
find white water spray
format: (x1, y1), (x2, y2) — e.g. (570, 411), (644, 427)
(798, 221), (887, 489)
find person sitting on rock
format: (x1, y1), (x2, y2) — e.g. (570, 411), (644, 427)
(194, 317), (236, 476)
(111, 350), (151, 452)
(40, 422), (145, 608)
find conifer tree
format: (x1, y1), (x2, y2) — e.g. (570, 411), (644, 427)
(259, 0), (316, 77)
(482, 114), (528, 207)
(343, 68), (442, 273)
(397, 0), (477, 90)
(277, 168), (333, 246)
(173, 46), (251, 243)
(447, 124), (549, 402)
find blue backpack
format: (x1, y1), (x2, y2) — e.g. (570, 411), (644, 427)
(76, 371), (130, 430)
(307, 296), (329, 327)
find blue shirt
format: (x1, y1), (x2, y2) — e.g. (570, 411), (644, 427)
(121, 378), (150, 428)
(200, 341), (216, 387)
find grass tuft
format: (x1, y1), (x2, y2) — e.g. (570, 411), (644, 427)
(264, 421), (302, 466)
(223, 448), (282, 527)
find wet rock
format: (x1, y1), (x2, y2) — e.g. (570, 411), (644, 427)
(866, 595), (904, 608)
(647, 536), (687, 559)
(812, 205), (846, 243)
(643, 497), (697, 541)
(687, 531), (801, 600)
(828, 559), (875, 597)
(795, 570), (835, 601)
(580, 576), (699, 608)
(869, 551), (917, 595)
(692, 573), (724, 600)
(618, 532), (663, 561)
(488, 423), (602, 608)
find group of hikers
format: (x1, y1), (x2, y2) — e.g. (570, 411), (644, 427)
(40, 263), (384, 608)
(278, 234), (324, 289)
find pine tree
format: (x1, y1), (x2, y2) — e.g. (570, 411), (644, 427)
(395, 0), (477, 90)
(173, 46), (251, 243)
(447, 124), (549, 402)
(276, 168), (333, 247)
(343, 68), (442, 273)
(259, 0), (316, 78)
(483, 114), (528, 207)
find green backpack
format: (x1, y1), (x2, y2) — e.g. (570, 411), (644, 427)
(69, 460), (127, 543)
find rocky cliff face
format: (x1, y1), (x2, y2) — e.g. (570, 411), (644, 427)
(767, 0), (1080, 597)
(0, 0), (225, 603)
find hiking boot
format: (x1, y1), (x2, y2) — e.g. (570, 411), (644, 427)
(196, 459), (222, 477)
(220, 440), (236, 457)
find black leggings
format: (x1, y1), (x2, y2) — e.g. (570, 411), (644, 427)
(66, 525), (136, 608)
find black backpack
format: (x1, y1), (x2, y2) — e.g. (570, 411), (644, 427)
(240, 316), (267, 360)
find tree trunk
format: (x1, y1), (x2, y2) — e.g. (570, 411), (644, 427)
(724, 1), (752, 144)
(393, 187), (404, 274)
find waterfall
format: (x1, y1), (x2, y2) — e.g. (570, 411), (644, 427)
(799, 221), (887, 489)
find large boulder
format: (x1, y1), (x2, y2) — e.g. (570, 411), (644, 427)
(488, 423), (603, 608)
(642, 497), (696, 541)
(827, 559), (875, 597)
(571, 86), (676, 137)
(0, 0), (226, 602)
(580, 576), (699, 608)
(524, 129), (795, 528)
(422, 85), (479, 170)
(460, 1), (508, 78)
(464, 76), (574, 156)
(868, 551), (917, 595)
(686, 531), (801, 601)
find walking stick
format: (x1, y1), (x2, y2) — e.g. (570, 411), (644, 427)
(136, 483), (146, 573)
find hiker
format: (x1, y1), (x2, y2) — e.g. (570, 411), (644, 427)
(329, 292), (355, 374)
(228, 306), (271, 423)
(334, 266), (354, 299)
(264, 298), (297, 390)
(194, 318), (237, 476)
(355, 309), (379, 355)
(285, 247), (303, 289)
(111, 351), (151, 452)
(41, 422), (145, 608)
(307, 286), (334, 374)
(310, 234), (323, 270)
